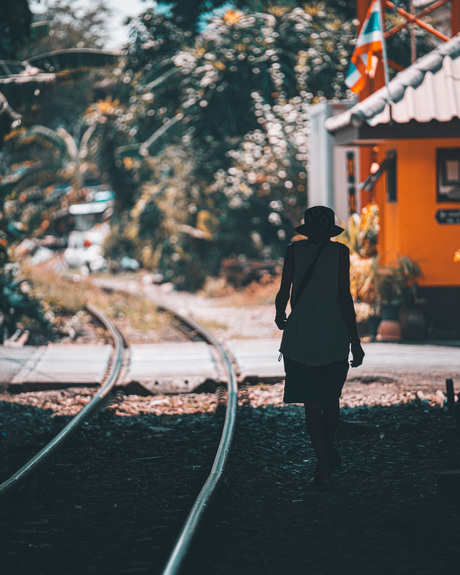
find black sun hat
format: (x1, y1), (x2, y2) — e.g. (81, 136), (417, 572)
(295, 205), (344, 237)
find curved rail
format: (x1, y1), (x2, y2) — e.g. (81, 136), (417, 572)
(158, 305), (238, 575)
(0, 304), (124, 502)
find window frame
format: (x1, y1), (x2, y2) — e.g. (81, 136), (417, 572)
(436, 148), (460, 203)
(386, 150), (397, 203)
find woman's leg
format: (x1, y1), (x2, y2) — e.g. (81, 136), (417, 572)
(304, 402), (332, 483)
(322, 399), (340, 470)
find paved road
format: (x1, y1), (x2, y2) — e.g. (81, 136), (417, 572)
(230, 339), (460, 378)
(1, 344), (112, 389)
(353, 341), (460, 373)
(1, 340), (458, 392)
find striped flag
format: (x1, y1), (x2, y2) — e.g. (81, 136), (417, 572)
(345, 0), (385, 93)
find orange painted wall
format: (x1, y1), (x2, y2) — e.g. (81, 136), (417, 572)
(375, 138), (460, 287)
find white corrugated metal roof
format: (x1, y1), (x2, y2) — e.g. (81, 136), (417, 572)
(326, 33), (460, 133)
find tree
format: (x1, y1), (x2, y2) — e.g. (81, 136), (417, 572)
(155, 0), (232, 35)
(18, 0), (111, 59)
(155, 5), (355, 145)
(3, 124), (101, 231)
(153, 0), (356, 34)
(84, 97), (149, 214)
(104, 3), (356, 289)
(207, 94), (309, 259)
(0, 0), (119, 336)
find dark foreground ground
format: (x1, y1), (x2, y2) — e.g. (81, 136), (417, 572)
(186, 403), (460, 575)
(1, 391), (459, 575)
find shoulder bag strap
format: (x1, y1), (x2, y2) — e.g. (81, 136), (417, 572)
(292, 241), (329, 309)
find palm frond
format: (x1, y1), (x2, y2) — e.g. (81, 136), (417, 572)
(17, 125), (69, 156)
(0, 92), (21, 122)
(145, 66), (181, 92)
(114, 144), (144, 161)
(0, 163), (44, 196)
(78, 125), (97, 160)
(26, 49), (120, 75)
(140, 113), (184, 156)
(0, 60), (28, 78)
(56, 128), (79, 161)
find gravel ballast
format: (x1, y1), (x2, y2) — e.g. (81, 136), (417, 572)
(1, 384), (460, 575)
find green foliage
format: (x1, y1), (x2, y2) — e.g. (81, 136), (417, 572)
(125, 10), (193, 70)
(0, 0), (120, 336)
(2, 124), (102, 232)
(19, 0), (111, 59)
(339, 202), (380, 258)
(1, 0), (446, 305)
(104, 2), (356, 289)
(156, 0), (232, 34)
(154, 0), (356, 33)
(103, 217), (138, 263)
(206, 94), (308, 257)
(166, 5), (354, 142)
(12, 0), (116, 132)
(385, 7), (439, 74)
(0, 0), (32, 59)
(112, 147), (219, 290)
(372, 255), (423, 307)
(0, 263), (55, 339)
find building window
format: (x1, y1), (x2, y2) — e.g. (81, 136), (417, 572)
(437, 148), (460, 202)
(386, 150), (397, 203)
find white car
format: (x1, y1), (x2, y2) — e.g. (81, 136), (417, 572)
(64, 228), (108, 271)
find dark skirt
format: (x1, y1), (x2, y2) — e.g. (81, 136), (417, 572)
(283, 357), (349, 404)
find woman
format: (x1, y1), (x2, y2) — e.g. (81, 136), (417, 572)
(275, 205), (364, 488)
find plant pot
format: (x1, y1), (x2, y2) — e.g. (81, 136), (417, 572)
(399, 307), (426, 341)
(377, 303), (401, 342)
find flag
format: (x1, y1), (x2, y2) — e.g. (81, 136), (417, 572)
(345, 0), (385, 94)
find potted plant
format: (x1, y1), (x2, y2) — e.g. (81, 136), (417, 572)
(374, 256), (424, 341)
(397, 256), (426, 340)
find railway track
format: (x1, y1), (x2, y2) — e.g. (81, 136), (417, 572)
(0, 304), (125, 502)
(0, 302), (239, 575)
(156, 304), (238, 575)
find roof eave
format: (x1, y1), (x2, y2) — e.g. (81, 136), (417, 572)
(336, 118), (460, 145)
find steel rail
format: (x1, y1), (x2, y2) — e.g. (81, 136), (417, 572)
(158, 305), (238, 575)
(0, 304), (124, 502)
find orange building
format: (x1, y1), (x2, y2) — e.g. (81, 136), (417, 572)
(326, 1), (460, 332)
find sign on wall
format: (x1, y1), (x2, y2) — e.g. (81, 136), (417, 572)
(435, 209), (460, 224)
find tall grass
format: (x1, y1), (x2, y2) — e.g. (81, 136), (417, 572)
(26, 268), (167, 334)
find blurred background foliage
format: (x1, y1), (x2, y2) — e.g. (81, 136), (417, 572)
(0, 0), (442, 333)
(103, 0), (359, 289)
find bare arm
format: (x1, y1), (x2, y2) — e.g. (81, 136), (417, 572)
(274, 243), (294, 330)
(338, 244), (364, 367)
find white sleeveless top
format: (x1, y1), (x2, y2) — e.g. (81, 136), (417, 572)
(280, 240), (350, 367)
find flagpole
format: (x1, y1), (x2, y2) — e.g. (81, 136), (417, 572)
(378, 0), (393, 122)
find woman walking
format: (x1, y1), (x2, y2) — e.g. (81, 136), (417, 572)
(275, 206), (364, 488)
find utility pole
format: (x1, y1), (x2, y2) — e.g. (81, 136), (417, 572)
(410, 0), (417, 64)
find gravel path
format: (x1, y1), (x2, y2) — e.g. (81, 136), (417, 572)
(186, 403), (460, 575)
(94, 274), (280, 341)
